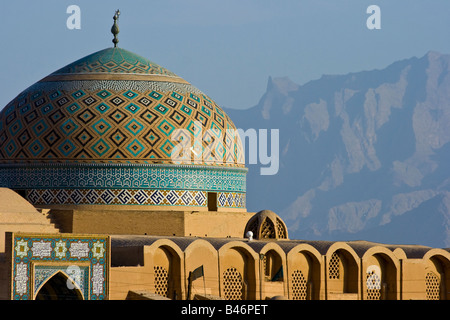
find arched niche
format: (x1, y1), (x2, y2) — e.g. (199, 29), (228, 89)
(326, 244), (359, 299)
(184, 239), (219, 298)
(287, 244), (322, 300)
(218, 242), (258, 300)
(257, 244), (285, 300)
(262, 249), (283, 281)
(144, 240), (184, 300)
(423, 249), (450, 300)
(362, 247), (399, 300)
(35, 271), (83, 300)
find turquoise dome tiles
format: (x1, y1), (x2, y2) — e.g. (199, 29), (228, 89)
(49, 47), (177, 77)
(0, 80), (244, 166)
(0, 46), (247, 209)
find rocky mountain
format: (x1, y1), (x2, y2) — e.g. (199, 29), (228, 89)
(225, 51), (450, 248)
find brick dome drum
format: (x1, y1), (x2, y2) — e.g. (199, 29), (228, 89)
(0, 48), (247, 210)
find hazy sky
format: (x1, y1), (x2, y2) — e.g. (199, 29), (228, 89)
(1, 1), (450, 110)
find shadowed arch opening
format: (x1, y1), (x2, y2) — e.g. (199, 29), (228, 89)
(365, 253), (397, 300)
(152, 245), (182, 300)
(220, 245), (257, 300)
(35, 271), (83, 300)
(426, 255), (450, 300)
(327, 249), (358, 297)
(289, 250), (321, 300)
(263, 249), (283, 281)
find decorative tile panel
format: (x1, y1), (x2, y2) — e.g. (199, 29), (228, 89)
(0, 163), (246, 193)
(11, 233), (109, 300)
(24, 188), (245, 208)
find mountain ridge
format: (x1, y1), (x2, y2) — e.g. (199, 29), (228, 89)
(225, 50), (450, 248)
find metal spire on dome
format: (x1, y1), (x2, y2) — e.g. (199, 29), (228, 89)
(111, 9), (120, 47)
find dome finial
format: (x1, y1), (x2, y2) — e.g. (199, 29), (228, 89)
(111, 9), (120, 48)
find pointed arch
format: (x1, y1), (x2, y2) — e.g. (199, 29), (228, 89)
(286, 243), (323, 300)
(326, 242), (360, 299)
(184, 239), (220, 298)
(423, 249), (450, 300)
(362, 246), (400, 300)
(35, 271), (84, 300)
(144, 239), (184, 300)
(218, 241), (259, 300)
(260, 218), (276, 239)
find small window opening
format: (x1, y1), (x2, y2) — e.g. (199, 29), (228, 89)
(207, 192), (217, 211)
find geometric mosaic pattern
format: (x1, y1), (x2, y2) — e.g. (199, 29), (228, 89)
(25, 189), (245, 209)
(217, 192), (246, 208)
(0, 47), (247, 209)
(0, 163), (246, 193)
(11, 233), (109, 300)
(50, 47), (178, 76)
(0, 48), (245, 167)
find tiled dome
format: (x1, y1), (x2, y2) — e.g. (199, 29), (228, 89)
(0, 47), (247, 210)
(0, 47), (244, 166)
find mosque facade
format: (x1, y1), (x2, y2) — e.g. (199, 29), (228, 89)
(0, 14), (448, 301)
